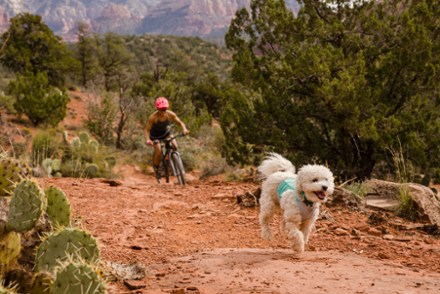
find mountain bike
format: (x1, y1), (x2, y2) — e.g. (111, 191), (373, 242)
(155, 133), (186, 185)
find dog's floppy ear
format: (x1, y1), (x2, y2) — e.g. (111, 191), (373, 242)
(296, 164), (312, 190)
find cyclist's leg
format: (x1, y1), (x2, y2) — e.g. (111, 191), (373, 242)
(170, 138), (178, 151)
(152, 140), (162, 180)
(152, 140), (162, 166)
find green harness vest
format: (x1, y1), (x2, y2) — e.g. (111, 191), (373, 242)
(276, 178), (314, 208)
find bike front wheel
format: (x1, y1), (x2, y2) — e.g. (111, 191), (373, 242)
(162, 156), (170, 183)
(171, 152), (185, 185)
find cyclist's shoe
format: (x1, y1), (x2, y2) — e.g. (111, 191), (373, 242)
(153, 165), (161, 183)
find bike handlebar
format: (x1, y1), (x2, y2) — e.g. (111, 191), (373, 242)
(163, 133), (186, 144)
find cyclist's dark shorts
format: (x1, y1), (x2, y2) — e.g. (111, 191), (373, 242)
(149, 131), (171, 141)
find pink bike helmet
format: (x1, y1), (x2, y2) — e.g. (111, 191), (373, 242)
(155, 97), (169, 110)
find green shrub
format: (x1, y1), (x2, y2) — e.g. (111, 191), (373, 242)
(200, 156), (230, 179)
(8, 71), (70, 126)
(85, 94), (116, 144)
(396, 187), (421, 222)
(31, 130), (60, 165)
(60, 131), (116, 178)
(344, 182), (369, 198)
(0, 92), (15, 113)
(60, 159), (84, 178)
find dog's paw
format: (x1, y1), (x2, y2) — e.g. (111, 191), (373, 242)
(261, 227), (272, 240)
(286, 230), (305, 253)
(292, 242), (305, 253)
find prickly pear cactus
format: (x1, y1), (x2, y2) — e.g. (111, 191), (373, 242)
(0, 231), (21, 276)
(3, 268), (33, 293)
(0, 284), (19, 294)
(51, 261), (106, 294)
(72, 137), (81, 149)
(84, 164), (99, 178)
(41, 158), (53, 177)
(6, 179), (47, 232)
(0, 157), (31, 197)
(51, 159), (61, 173)
(29, 271), (52, 294)
(44, 186), (71, 227)
(35, 228), (100, 273)
(78, 132), (90, 144)
(104, 157), (116, 169)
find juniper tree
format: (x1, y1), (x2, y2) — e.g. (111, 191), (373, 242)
(223, 0), (440, 180)
(75, 22), (102, 88)
(0, 13), (75, 86)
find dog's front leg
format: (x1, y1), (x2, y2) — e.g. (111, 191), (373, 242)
(301, 208), (319, 244)
(282, 201), (304, 253)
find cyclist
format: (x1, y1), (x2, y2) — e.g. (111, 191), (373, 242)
(145, 97), (189, 180)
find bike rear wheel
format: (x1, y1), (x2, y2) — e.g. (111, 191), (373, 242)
(171, 152), (185, 185)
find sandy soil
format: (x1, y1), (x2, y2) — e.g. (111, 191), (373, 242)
(38, 168), (440, 294)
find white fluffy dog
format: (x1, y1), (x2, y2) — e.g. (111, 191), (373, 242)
(258, 153), (334, 253)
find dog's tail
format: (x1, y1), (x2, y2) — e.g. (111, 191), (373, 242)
(258, 152), (295, 179)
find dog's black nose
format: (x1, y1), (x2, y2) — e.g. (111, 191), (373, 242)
(322, 186), (328, 191)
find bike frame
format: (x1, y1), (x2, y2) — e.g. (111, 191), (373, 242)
(158, 133), (186, 185)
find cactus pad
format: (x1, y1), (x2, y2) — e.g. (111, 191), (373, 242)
(72, 137), (81, 149)
(78, 132), (90, 144)
(0, 231), (21, 276)
(6, 179), (47, 232)
(41, 158), (53, 177)
(84, 164), (99, 178)
(35, 228), (100, 273)
(0, 284), (19, 294)
(45, 186), (71, 227)
(30, 271), (52, 294)
(51, 262), (105, 294)
(0, 157), (31, 197)
(51, 159), (61, 173)
(104, 157), (116, 169)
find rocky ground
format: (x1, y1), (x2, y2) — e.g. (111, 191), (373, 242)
(3, 90), (440, 293)
(37, 168), (440, 294)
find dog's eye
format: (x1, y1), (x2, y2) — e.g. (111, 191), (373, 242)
(313, 178), (318, 182)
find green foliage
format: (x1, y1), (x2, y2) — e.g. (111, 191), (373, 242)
(397, 187), (421, 222)
(0, 13), (76, 87)
(97, 32), (134, 92)
(219, 85), (262, 166)
(74, 22), (102, 88)
(85, 94), (117, 144)
(123, 34), (231, 80)
(8, 71), (70, 126)
(31, 130), (60, 166)
(0, 93), (15, 114)
(224, 0), (440, 180)
(344, 182), (369, 199)
(61, 131), (116, 178)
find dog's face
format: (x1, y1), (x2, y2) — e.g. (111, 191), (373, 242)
(296, 164), (334, 203)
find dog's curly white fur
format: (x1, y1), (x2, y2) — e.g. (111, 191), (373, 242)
(258, 153), (334, 253)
